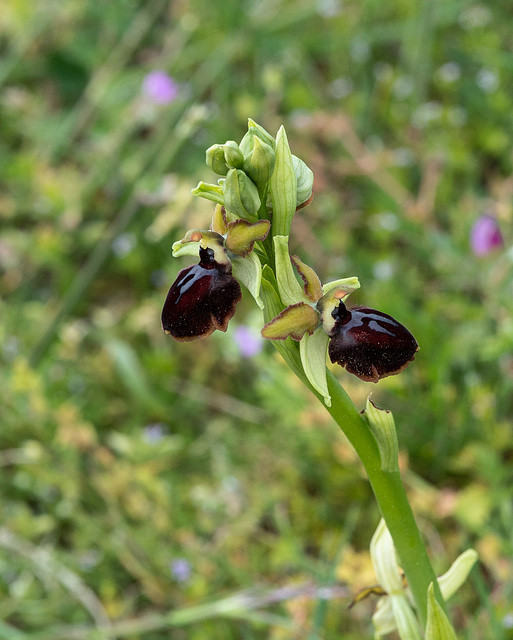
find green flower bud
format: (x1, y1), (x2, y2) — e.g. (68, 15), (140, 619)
(206, 144), (230, 175)
(240, 119), (276, 157)
(243, 136), (276, 189)
(292, 154), (314, 206)
(223, 168), (261, 220)
(223, 140), (245, 169)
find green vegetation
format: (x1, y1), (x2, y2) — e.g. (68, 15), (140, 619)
(1, 0), (512, 637)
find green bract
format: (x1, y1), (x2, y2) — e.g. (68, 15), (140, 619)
(362, 397), (399, 473)
(270, 126), (297, 237)
(292, 154), (314, 206)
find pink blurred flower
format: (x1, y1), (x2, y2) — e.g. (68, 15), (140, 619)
(470, 214), (504, 256)
(233, 325), (263, 358)
(142, 71), (178, 105)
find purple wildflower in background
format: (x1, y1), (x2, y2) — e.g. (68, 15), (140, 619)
(170, 558), (191, 583)
(470, 214), (504, 256)
(142, 423), (167, 444)
(233, 325), (263, 358)
(142, 71), (178, 105)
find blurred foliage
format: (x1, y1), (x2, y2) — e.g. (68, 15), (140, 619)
(1, 0), (513, 637)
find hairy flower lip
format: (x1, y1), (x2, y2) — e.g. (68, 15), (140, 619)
(327, 303), (419, 383)
(161, 244), (242, 341)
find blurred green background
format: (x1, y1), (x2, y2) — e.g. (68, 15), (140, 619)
(1, 0), (513, 638)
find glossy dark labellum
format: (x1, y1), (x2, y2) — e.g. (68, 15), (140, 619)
(161, 246), (242, 341)
(327, 302), (418, 383)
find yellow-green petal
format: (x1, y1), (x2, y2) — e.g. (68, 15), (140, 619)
(225, 219), (270, 257)
(291, 255), (323, 302)
(261, 303), (319, 341)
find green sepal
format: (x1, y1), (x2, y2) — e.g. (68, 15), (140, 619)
(300, 327), (331, 406)
(231, 250), (264, 310)
(191, 181), (225, 205)
(292, 154), (314, 206)
(438, 549), (478, 601)
(371, 520), (423, 640)
(362, 397), (399, 473)
(225, 219), (270, 257)
(270, 126), (297, 237)
(260, 267), (305, 381)
(425, 583), (457, 640)
(371, 519), (404, 594)
(261, 303), (319, 341)
(223, 168), (261, 220)
(389, 596), (424, 640)
(273, 235), (310, 306)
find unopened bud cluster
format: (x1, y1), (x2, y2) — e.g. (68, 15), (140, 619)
(194, 118), (313, 226)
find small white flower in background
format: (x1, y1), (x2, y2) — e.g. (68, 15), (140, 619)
(436, 62), (461, 84)
(476, 68), (499, 94)
(112, 232), (136, 257)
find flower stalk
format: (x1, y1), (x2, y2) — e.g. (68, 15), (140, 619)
(163, 119), (476, 635)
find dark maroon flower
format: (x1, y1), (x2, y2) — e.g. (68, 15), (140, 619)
(162, 244), (242, 341)
(326, 301), (418, 383)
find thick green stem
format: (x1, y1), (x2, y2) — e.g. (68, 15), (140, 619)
(262, 266), (446, 629)
(271, 335), (445, 626)
(323, 370), (444, 627)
